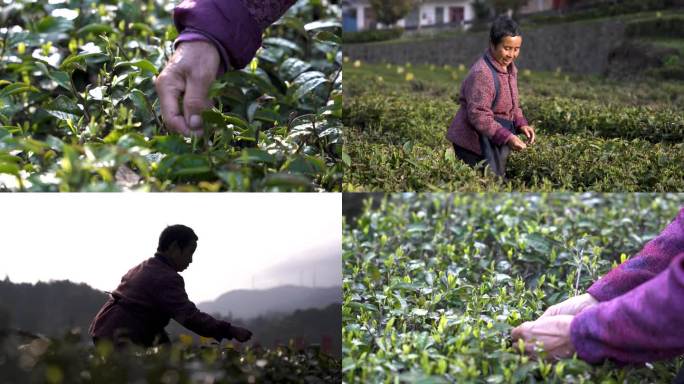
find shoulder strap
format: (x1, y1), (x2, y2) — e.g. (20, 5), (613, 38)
(482, 54), (500, 110)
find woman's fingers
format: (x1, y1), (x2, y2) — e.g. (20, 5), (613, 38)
(182, 78), (214, 136)
(540, 304), (560, 318)
(511, 316), (575, 360)
(155, 40), (220, 136)
(528, 126), (536, 144)
(521, 126), (536, 144)
(155, 69), (192, 136)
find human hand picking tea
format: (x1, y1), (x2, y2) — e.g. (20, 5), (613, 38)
(511, 315), (575, 360)
(511, 208), (684, 365)
(156, 41), (219, 137)
(156, 0), (296, 136)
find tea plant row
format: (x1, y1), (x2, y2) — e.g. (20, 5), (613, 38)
(343, 193), (684, 383)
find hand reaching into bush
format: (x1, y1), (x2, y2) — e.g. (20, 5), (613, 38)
(540, 293), (598, 318)
(229, 325), (253, 342)
(155, 41), (220, 136)
(511, 315), (575, 360)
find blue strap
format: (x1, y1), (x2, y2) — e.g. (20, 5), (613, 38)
(482, 54), (500, 110)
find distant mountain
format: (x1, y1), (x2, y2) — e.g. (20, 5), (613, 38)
(197, 285), (342, 320)
(0, 279), (341, 354)
(0, 278), (107, 339)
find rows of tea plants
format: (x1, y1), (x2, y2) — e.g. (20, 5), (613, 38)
(0, 330), (341, 383)
(343, 62), (684, 191)
(0, 0), (342, 191)
(343, 193), (684, 383)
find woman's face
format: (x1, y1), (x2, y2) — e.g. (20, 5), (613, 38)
(491, 35), (522, 67)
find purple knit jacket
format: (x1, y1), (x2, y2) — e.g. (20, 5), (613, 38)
(446, 49), (528, 155)
(89, 256), (232, 346)
(571, 208), (684, 364)
(174, 0), (296, 72)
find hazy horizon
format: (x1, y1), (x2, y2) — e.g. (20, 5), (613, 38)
(0, 193), (342, 302)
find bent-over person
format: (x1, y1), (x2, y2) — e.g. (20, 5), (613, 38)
(446, 15), (535, 177)
(89, 225), (252, 348)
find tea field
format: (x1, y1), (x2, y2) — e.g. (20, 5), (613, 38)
(0, 0), (342, 191)
(343, 61), (684, 192)
(343, 193), (684, 383)
(0, 330), (341, 383)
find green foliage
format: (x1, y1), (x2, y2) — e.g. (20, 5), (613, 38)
(0, 0), (342, 191)
(525, 0), (678, 25)
(369, 0), (418, 27)
(489, 0), (529, 15)
(343, 193), (684, 383)
(0, 331), (341, 383)
(343, 62), (684, 191)
(343, 28), (405, 44)
(626, 16), (684, 38)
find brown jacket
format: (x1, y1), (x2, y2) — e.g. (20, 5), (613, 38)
(89, 256), (232, 347)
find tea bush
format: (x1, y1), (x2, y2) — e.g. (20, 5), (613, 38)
(343, 62), (684, 191)
(343, 29), (404, 44)
(0, 330), (341, 383)
(0, 0), (342, 191)
(343, 193), (684, 383)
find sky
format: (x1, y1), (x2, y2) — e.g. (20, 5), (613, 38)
(0, 193), (341, 302)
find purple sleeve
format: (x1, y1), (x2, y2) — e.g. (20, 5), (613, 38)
(587, 208), (684, 302)
(464, 64), (513, 146)
(571, 252), (684, 364)
(240, 0), (298, 31)
(173, 0), (262, 71)
(158, 274), (233, 341)
(173, 0), (296, 72)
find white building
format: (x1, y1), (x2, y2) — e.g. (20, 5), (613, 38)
(342, 0), (558, 32)
(343, 0), (475, 32)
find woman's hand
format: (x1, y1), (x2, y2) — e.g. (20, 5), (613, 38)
(229, 325), (253, 342)
(155, 40), (220, 136)
(511, 315), (575, 359)
(506, 135), (527, 151)
(519, 125), (536, 144)
(541, 293), (598, 318)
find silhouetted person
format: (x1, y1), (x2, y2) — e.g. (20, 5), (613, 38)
(89, 225), (252, 348)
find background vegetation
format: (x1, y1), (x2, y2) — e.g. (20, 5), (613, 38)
(343, 193), (684, 383)
(0, 278), (342, 383)
(343, 59), (684, 191)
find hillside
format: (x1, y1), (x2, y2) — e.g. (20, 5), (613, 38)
(198, 285), (342, 320)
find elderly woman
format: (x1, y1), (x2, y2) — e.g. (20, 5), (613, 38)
(512, 208), (684, 371)
(446, 15), (535, 177)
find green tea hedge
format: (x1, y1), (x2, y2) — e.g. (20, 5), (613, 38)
(343, 193), (684, 383)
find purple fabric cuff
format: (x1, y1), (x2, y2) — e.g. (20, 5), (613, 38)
(174, 0), (262, 70)
(492, 126), (513, 146)
(570, 306), (605, 364)
(586, 282), (613, 302)
(514, 117), (528, 129)
(571, 252), (684, 365)
(175, 29), (231, 76)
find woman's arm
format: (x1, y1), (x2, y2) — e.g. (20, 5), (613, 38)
(173, 0), (296, 72)
(464, 66), (514, 146)
(587, 208), (684, 302)
(571, 252), (684, 364)
(157, 0), (296, 135)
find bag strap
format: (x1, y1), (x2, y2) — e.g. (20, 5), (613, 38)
(482, 54), (500, 110)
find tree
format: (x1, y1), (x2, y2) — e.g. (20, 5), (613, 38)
(473, 0), (493, 20)
(369, 0), (420, 27)
(489, 0), (529, 15)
